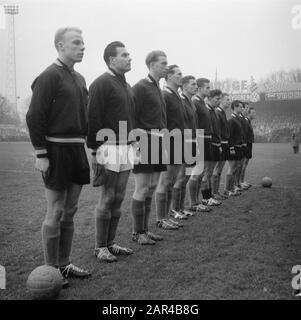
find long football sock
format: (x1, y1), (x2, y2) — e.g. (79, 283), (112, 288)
(166, 189), (173, 215)
(95, 208), (111, 248)
(107, 207), (122, 247)
(230, 174), (236, 191)
(131, 198), (145, 234)
(208, 187), (212, 199)
(171, 187), (181, 211)
(155, 192), (167, 221)
(217, 174), (222, 193)
(144, 196), (152, 231)
(59, 220), (74, 267)
(180, 185), (187, 210)
(211, 174), (219, 194)
(225, 174), (232, 191)
(187, 179), (198, 206)
(201, 179), (210, 200)
(42, 222), (60, 267)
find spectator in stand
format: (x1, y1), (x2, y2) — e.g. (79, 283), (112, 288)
(291, 132), (300, 154)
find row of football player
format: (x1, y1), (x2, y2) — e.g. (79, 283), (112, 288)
(26, 28), (255, 287)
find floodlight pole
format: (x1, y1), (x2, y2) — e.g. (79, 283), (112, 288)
(4, 5), (19, 114)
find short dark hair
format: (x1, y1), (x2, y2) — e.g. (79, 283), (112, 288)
(182, 75), (195, 86)
(196, 78), (210, 88)
(103, 41), (125, 66)
(145, 50), (167, 68)
(164, 65), (179, 80)
(208, 89), (222, 98)
(231, 100), (243, 110)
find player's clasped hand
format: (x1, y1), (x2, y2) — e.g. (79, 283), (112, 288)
(230, 149), (235, 156)
(92, 155), (107, 187)
(35, 158), (49, 173)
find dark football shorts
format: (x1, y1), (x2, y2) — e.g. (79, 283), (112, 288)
(241, 145), (247, 159)
(228, 146), (243, 161)
(168, 136), (184, 165)
(220, 143), (230, 161)
(183, 137), (197, 167)
(245, 143), (253, 159)
(211, 144), (221, 162)
(202, 138), (213, 162)
(42, 143), (90, 190)
(133, 133), (167, 174)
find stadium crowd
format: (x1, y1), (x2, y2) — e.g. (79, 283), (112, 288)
(252, 101), (301, 142)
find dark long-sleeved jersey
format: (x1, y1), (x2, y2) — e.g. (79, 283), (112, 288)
(239, 114), (249, 145)
(216, 106), (230, 143)
(180, 92), (197, 139)
(192, 95), (212, 137)
(132, 75), (166, 131)
(228, 113), (243, 148)
(87, 69), (135, 149)
(207, 104), (221, 145)
(163, 87), (185, 133)
(26, 61), (88, 153)
(245, 117), (254, 143)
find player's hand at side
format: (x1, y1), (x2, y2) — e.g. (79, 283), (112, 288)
(230, 148), (235, 156)
(35, 157), (49, 173)
(91, 155), (107, 187)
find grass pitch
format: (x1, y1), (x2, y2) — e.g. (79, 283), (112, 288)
(0, 142), (301, 300)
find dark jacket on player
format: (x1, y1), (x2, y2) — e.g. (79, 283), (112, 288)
(216, 106), (230, 143)
(239, 114), (249, 146)
(207, 103), (221, 145)
(228, 113), (243, 148)
(132, 75), (166, 131)
(180, 92), (197, 139)
(245, 117), (254, 143)
(26, 60), (88, 154)
(192, 95), (213, 138)
(163, 87), (185, 133)
(87, 69), (135, 149)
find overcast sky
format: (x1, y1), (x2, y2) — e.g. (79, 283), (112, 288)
(0, 0), (300, 106)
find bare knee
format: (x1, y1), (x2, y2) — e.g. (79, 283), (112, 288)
(148, 183), (158, 197)
(134, 185), (149, 201)
(95, 199), (112, 220)
(62, 204), (78, 222)
(45, 205), (64, 225)
(113, 192), (126, 209)
(111, 207), (121, 219)
(156, 175), (173, 193)
(96, 189), (115, 216)
(202, 169), (210, 181)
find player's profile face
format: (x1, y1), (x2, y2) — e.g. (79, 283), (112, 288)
(152, 55), (168, 78)
(241, 105), (246, 115)
(237, 103), (243, 113)
(224, 96), (231, 107)
(210, 94), (222, 107)
(200, 82), (211, 97)
(60, 31), (85, 63)
(168, 67), (182, 86)
(185, 79), (197, 95)
(111, 47), (132, 73)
